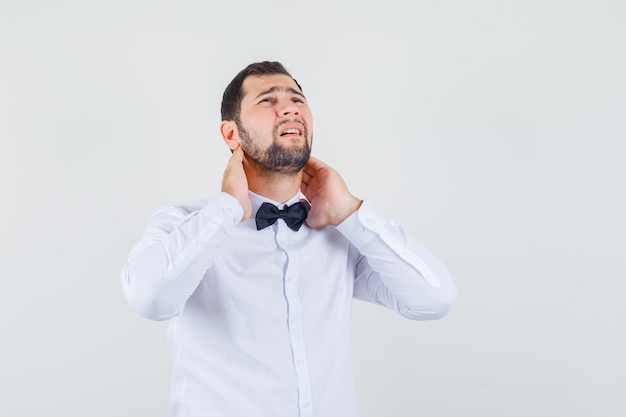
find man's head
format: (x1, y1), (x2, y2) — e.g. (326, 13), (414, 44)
(221, 61), (303, 123)
(220, 61), (312, 176)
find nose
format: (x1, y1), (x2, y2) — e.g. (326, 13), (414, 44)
(276, 98), (299, 117)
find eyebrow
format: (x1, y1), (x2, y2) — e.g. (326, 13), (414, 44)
(253, 86), (306, 101)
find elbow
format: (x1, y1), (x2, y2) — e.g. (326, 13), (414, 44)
(120, 266), (180, 321)
(124, 290), (180, 322)
(400, 285), (458, 321)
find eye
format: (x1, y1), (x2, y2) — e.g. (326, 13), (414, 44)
(258, 97), (276, 104)
(292, 97), (305, 103)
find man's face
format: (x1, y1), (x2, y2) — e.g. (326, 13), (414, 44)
(236, 74), (313, 175)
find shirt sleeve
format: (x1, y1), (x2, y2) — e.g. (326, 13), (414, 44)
(335, 201), (457, 320)
(120, 192), (243, 321)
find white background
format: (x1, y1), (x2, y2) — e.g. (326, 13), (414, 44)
(1, 1), (625, 416)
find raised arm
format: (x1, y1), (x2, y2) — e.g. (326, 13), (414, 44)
(302, 156), (457, 320)
(338, 205), (457, 320)
(120, 150), (247, 320)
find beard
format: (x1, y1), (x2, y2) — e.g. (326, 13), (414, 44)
(236, 120), (312, 176)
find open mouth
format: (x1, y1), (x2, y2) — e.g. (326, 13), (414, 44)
(278, 122), (305, 138)
(280, 128), (302, 136)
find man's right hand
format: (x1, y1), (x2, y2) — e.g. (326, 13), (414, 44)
(221, 145), (251, 220)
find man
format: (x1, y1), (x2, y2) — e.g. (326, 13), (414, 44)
(121, 61), (456, 417)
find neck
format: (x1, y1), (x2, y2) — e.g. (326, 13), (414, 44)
(244, 162), (303, 204)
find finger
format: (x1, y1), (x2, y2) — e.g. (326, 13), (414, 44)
(230, 146), (244, 162)
(306, 156), (324, 170)
(301, 170), (311, 183)
(303, 156), (320, 174)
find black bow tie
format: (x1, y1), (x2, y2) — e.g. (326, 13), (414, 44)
(255, 201), (309, 231)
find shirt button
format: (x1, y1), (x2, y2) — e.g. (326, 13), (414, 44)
(366, 218), (375, 225)
(302, 401), (310, 408)
(223, 207), (232, 214)
(290, 318), (297, 324)
(297, 359), (304, 365)
(357, 225), (365, 232)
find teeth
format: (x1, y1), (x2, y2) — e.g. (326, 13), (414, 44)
(282, 128), (300, 135)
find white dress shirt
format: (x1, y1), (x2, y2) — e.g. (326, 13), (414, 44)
(121, 191), (456, 417)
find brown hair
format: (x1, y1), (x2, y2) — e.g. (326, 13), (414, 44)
(220, 61), (303, 122)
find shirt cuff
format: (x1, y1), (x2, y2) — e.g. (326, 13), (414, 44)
(198, 192), (244, 236)
(335, 200), (384, 249)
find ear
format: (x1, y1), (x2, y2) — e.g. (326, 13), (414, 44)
(220, 120), (240, 151)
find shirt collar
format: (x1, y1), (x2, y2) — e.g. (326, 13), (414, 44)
(248, 190), (308, 217)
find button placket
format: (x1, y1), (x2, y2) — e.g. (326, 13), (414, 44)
(276, 221), (313, 416)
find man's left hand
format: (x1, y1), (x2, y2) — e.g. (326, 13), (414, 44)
(301, 157), (362, 228)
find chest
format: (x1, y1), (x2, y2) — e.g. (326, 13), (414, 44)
(198, 223), (356, 322)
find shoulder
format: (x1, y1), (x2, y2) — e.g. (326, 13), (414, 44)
(147, 195), (219, 224)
